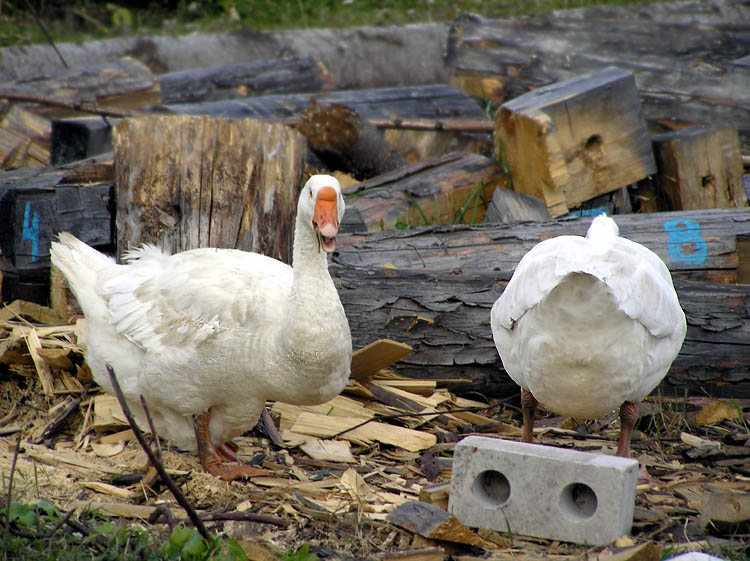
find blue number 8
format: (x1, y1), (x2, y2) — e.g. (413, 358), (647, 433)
(663, 218), (707, 266)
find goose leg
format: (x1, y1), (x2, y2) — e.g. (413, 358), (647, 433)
(193, 410), (270, 481)
(617, 400), (639, 457)
(521, 388), (538, 444)
(216, 441), (239, 462)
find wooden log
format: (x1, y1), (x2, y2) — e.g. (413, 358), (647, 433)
(332, 265), (750, 398)
(0, 105), (51, 168)
(495, 67), (656, 217)
(335, 208), (750, 284)
(445, 4), (750, 151)
(342, 152), (507, 232)
(383, 128), (492, 165)
(652, 125), (748, 211)
(159, 84), (484, 122)
(297, 103), (406, 180)
(157, 56), (334, 104)
(0, 56), (159, 120)
(113, 115), (306, 261)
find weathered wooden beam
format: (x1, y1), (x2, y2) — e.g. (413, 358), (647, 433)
(495, 67), (656, 217)
(157, 56), (334, 104)
(652, 125), (748, 211)
(446, 2), (750, 151)
(332, 265), (750, 399)
(335, 208), (750, 284)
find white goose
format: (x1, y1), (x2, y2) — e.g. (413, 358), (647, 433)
(490, 215), (686, 457)
(51, 175), (352, 480)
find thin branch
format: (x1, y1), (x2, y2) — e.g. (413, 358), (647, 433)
(23, 0), (68, 69)
(37, 384), (92, 444)
(105, 364), (211, 541)
(199, 511), (289, 528)
(5, 432), (22, 534)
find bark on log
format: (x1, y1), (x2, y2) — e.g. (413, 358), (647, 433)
(158, 84), (484, 122)
(113, 115), (305, 262)
(297, 103), (406, 180)
(342, 152), (507, 231)
(445, 1), (750, 151)
(158, 56), (334, 104)
(335, 208), (750, 284)
(332, 265), (750, 399)
(0, 24), (450, 90)
(0, 57), (159, 119)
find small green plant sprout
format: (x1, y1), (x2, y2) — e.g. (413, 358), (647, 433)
(278, 543), (318, 561)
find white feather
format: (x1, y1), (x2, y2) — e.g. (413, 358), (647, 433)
(50, 175), (352, 451)
(490, 215), (686, 419)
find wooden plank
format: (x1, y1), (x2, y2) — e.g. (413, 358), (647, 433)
(652, 125), (748, 210)
(482, 185), (550, 224)
(332, 265), (750, 399)
(335, 208), (750, 283)
(445, 3), (750, 151)
(495, 67), (656, 217)
(113, 115), (305, 261)
(343, 152), (507, 232)
(289, 412), (437, 452)
(0, 105), (51, 167)
(350, 339), (413, 382)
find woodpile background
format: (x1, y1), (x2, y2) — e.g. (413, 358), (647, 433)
(0, 0), (749, 559)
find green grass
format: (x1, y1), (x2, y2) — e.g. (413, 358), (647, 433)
(0, 498), (254, 561)
(2, 0), (665, 48)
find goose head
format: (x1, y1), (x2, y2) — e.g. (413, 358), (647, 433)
(300, 174), (346, 253)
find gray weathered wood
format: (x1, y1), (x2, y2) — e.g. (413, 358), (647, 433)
(158, 84), (484, 122)
(157, 56), (334, 104)
(335, 208), (750, 284)
(446, 0), (750, 151)
(483, 186), (550, 224)
(333, 265), (750, 399)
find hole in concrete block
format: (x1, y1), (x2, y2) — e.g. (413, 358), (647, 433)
(560, 482), (597, 521)
(471, 470), (510, 507)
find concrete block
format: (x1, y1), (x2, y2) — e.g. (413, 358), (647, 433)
(448, 436), (638, 546)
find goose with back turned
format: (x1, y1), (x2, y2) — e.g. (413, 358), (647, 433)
(490, 215), (686, 457)
(50, 174), (352, 480)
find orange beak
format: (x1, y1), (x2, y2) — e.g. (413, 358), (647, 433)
(313, 186), (339, 253)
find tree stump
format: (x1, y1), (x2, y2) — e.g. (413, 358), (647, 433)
(113, 115), (306, 263)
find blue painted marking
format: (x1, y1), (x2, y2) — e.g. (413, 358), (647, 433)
(663, 218), (707, 266)
(566, 207), (609, 217)
(22, 202), (40, 262)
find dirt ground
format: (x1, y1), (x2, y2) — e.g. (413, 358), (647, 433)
(1, 313), (749, 561)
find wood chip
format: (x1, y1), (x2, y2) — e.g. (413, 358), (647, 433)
(351, 339), (412, 382)
(693, 400), (740, 427)
(290, 412), (437, 452)
(299, 438), (356, 463)
(387, 501), (494, 549)
(24, 328), (54, 395)
(80, 481), (138, 499)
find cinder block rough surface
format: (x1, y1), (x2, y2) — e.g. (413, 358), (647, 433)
(448, 436), (638, 546)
